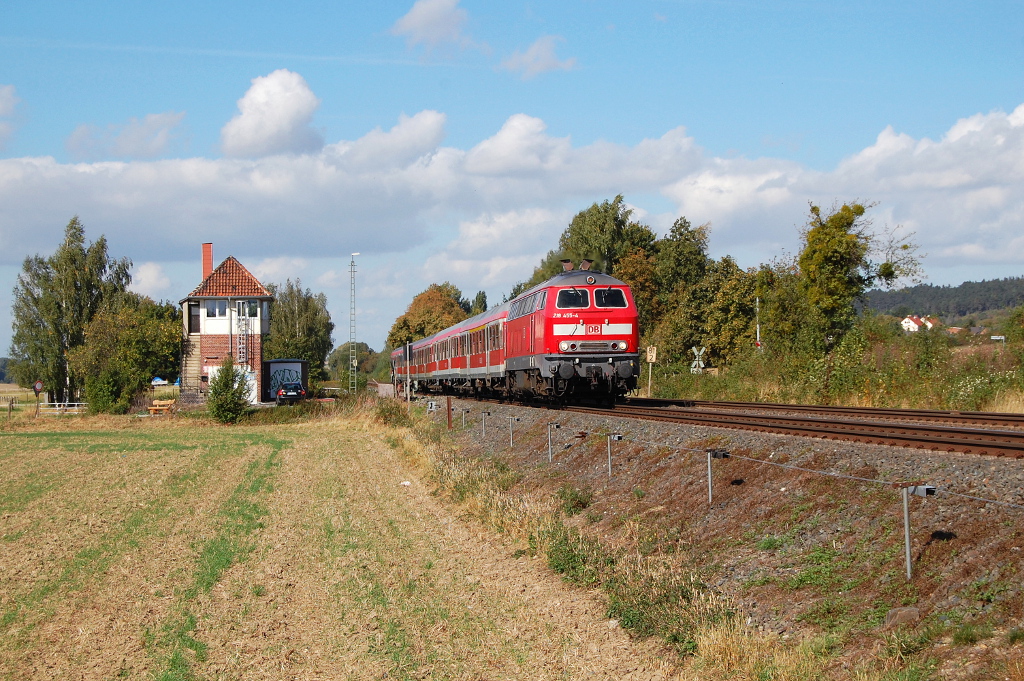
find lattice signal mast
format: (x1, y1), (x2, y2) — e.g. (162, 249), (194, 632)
(349, 253), (359, 394)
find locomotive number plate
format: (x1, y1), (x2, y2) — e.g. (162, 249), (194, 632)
(586, 324), (602, 335)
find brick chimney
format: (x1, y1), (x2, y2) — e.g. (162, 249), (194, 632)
(202, 243), (213, 280)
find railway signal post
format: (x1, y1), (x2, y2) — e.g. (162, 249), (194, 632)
(900, 483), (936, 580)
(607, 433), (623, 478)
(508, 416), (520, 447)
(706, 449), (730, 504)
(547, 422), (561, 462)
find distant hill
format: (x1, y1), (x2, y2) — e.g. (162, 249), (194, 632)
(863, 277), (1024, 321)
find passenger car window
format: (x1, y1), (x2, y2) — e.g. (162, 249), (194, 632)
(556, 288), (589, 309)
(595, 289), (627, 308)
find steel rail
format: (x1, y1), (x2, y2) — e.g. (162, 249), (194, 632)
(563, 403), (1024, 458)
(624, 397), (1024, 428)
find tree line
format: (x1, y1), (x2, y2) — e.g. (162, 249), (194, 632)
(7, 217), (336, 412)
(386, 195), (923, 369)
(863, 277), (1024, 320)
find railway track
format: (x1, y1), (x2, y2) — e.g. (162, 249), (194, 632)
(625, 397), (1024, 429)
(560, 399), (1024, 458)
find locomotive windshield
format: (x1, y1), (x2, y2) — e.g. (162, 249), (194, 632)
(556, 288), (589, 308)
(595, 289), (627, 308)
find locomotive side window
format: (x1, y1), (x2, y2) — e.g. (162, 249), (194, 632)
(595, 288), (627, 308)
(556, 288), (589, 309)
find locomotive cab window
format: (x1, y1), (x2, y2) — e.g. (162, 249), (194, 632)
(556, 288), (589, 309)
(595, 288), (627, 308)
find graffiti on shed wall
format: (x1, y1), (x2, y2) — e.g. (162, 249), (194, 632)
(269, 367), (302, 394)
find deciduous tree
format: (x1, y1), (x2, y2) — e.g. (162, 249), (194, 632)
(9, 217), (131, 401)
(264, 279), (335, 381)
(559, 195), (655, 273)
(68, 293), (181, 414)
(387, 283), (470, 347)
(798, 202), (873, 342)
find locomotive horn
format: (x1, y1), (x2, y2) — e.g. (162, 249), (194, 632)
(560, 259), (574, 271)
(580, 259), (594, 271)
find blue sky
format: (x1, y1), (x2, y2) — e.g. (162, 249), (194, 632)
(1, 0), (1023, 354)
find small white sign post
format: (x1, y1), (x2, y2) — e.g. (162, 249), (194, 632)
(645, 346), (657, 397)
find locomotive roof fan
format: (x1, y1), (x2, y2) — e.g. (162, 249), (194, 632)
(560, 259), (574, 271)
(580, 259), (594, 271)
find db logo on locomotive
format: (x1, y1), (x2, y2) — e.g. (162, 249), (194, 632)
(586, 324), (601, 335)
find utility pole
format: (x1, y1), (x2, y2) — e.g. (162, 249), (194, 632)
(349, 253), (359, 395)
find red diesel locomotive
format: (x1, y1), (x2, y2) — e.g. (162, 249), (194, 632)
(391, 263), (640, 399)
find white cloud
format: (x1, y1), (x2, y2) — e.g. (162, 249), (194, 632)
(423, 208), (568, 288)
(390, 0), (481, 51)
(0, 85), (18, 117)
(220, 69), (323, 158)
(249, 257), (309, 285)
(500, 36), (577, 79)
(66, 111), (185, 161)
(0, 85), (19, 149)
(5, 73), (1024, 351)
(129, 262), (171, 298)
(328, 110), (446, 170)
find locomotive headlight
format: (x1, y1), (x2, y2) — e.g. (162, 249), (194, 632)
(559, 341), (569, 352)
(616, 341), (628, 350)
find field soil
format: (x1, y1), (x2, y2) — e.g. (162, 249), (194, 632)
(0, 415), (680, 680)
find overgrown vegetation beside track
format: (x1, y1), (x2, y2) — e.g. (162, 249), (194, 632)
(378, 398), (1024, 680)
(653, 318), (1024, 412)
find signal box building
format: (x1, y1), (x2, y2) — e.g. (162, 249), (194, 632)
(180, 243), (273, 403)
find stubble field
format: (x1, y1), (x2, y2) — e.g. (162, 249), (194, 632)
(0, 412), (678, 680)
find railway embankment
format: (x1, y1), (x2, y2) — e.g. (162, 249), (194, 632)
(416, 396), (1024, 679)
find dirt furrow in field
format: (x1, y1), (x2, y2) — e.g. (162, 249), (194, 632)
(0, 433), (272, 679)
(191, 420), (680, 680)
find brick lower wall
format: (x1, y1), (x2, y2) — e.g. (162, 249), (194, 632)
(194, 333), (265, 401)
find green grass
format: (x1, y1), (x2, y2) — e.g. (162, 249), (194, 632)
(3, 474), (187, 633)
(144, 436), (287, 680)
(951, 622), (993, 645)
(555, 483), (593, 516)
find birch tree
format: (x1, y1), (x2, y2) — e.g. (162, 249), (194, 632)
(264, 279), (335, 381)
(9, 217), (131, 401)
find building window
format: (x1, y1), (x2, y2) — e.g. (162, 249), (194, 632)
(206, 300), (227, 317)
(237, 300), (258, 317)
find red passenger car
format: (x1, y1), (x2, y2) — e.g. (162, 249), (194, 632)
(392, 264), (640, 400)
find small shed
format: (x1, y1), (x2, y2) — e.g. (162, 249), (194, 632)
(262, 359), (309, 402)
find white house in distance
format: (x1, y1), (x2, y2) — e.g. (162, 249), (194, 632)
(901, 315), (940, 333)
(180, 243), (273, 403)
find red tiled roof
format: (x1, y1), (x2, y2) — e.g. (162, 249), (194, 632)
(187, 257), (271, 298)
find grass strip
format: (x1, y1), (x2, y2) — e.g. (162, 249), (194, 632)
(0, 435), (239, 637)
(148, 437), (285, 681)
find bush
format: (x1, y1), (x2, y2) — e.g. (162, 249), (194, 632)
(207, 356), (251, 424)
(374, 398), (411, 427)
(556, 484), (593, 516)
